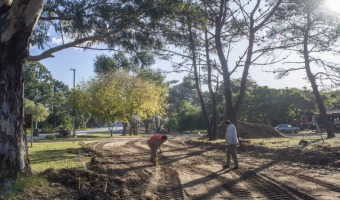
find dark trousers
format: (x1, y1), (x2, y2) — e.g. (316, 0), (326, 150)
(226, 144), (239, 167)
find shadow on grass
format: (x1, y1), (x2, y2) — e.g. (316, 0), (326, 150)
(29, 148), (87, 165)
(33, 134), (113, 143)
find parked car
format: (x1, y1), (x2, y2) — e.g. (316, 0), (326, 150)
(275, 124), (299, 133)
(114, 122), (123, 127)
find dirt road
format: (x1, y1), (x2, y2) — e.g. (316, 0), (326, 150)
(37, 135), (340, 200)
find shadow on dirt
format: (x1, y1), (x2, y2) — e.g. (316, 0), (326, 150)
(31, 138), (340, 200)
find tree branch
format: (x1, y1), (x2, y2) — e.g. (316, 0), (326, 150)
(27, 30), (121, 61)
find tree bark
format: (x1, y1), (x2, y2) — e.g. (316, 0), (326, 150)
(0, 0), (45, 189)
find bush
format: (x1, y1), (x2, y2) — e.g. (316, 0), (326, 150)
(40, 125), (55, 134)
(56, 128), (70, 137)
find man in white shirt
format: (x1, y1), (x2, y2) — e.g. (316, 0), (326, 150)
(224, 120), (239, 169)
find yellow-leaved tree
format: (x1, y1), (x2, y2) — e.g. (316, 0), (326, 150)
(79, 71), (166, 135)
(24, 99), (49, 131)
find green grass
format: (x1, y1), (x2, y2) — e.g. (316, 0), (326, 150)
(8, 176), (48, 194)
(32, 132), (142, 143)
(190, 131), (340, 149)
(5, 141), (84, 198)
(28, 133), (144, 173)
(244, 133), (340, 149)
(28, 141), (88, 174)
(5, 175), (48, 200)
(191, 138), (225, 144)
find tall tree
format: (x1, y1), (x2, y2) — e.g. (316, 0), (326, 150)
(160, 2), (221, 140)
(241, 86), (316, 126)
(93, 52), (165, 133)
(161, 0), (283, 139)
(209, 0), (283, 123)
(0, 0), (45, 189)
(268, 0), (340, 138)
(42, 80), (71, 129)
(24, 62), (72, 129)
(177, 100), (201, 132)
(136, 68), (168, 133)
(168, 78), (199, 114)
(24, 62), (54, 107)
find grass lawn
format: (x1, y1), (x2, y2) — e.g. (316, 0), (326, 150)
(28, 141), (87, 174)
(28, 133), (143, 173)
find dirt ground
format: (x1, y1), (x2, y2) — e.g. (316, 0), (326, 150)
(18, 134), (340, 200)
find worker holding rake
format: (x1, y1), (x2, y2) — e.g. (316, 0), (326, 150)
(147, 134), (168, 166)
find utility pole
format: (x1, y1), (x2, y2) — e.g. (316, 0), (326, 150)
(32, 68), (39, 145)
(70, 68), (76, 137)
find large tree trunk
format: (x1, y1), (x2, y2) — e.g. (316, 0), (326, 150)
(303, 7), (335, 138)
(188, 26), (213, 139)
(214, 2), (234, 123)
(0, 0), (45, 189)
(205, 30), (218, 140)
(214, 0), (282, 124)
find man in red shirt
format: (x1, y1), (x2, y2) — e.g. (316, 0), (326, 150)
(147, 134), (168, 165)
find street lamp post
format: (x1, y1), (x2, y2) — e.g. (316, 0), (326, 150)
(70, 68), (76, 137)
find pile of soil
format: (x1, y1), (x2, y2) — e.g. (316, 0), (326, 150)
(217, 121), (285, 139)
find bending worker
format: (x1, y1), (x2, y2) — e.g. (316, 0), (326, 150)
(147, 134), (168, 165)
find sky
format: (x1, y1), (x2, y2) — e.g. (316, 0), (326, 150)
(30, 0), (340, 90)
(32, 46), (312, 90)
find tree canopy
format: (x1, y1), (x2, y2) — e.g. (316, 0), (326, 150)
(79, 71), (167, 134)
(28, 0), (183, 61)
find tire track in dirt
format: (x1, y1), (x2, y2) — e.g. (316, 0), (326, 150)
(150, 141), (253, 199)
(160, 141), (254, 199)
(234, 169), (315, 200)
(178, 163), (252, 199)
(164, 140), (226, 165)
(85, 140), (156, 199)
(107, 140), (159, 199)
(262, 168), (340, 198)
(83, 138), (330, 199)
(293, 172), (340, 192)
(156, 167), (185, 200)
(147, 140), (254, 199)
(161, 140), (317, 199)
(85, 141), (116, 156)
(127, 140), (186, 199)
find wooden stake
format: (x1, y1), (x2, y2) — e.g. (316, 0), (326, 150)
(77, 178), (81, 190)
(104, 178), (108, 192)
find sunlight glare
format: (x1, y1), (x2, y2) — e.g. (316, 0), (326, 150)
(325, 0), (340, 13)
